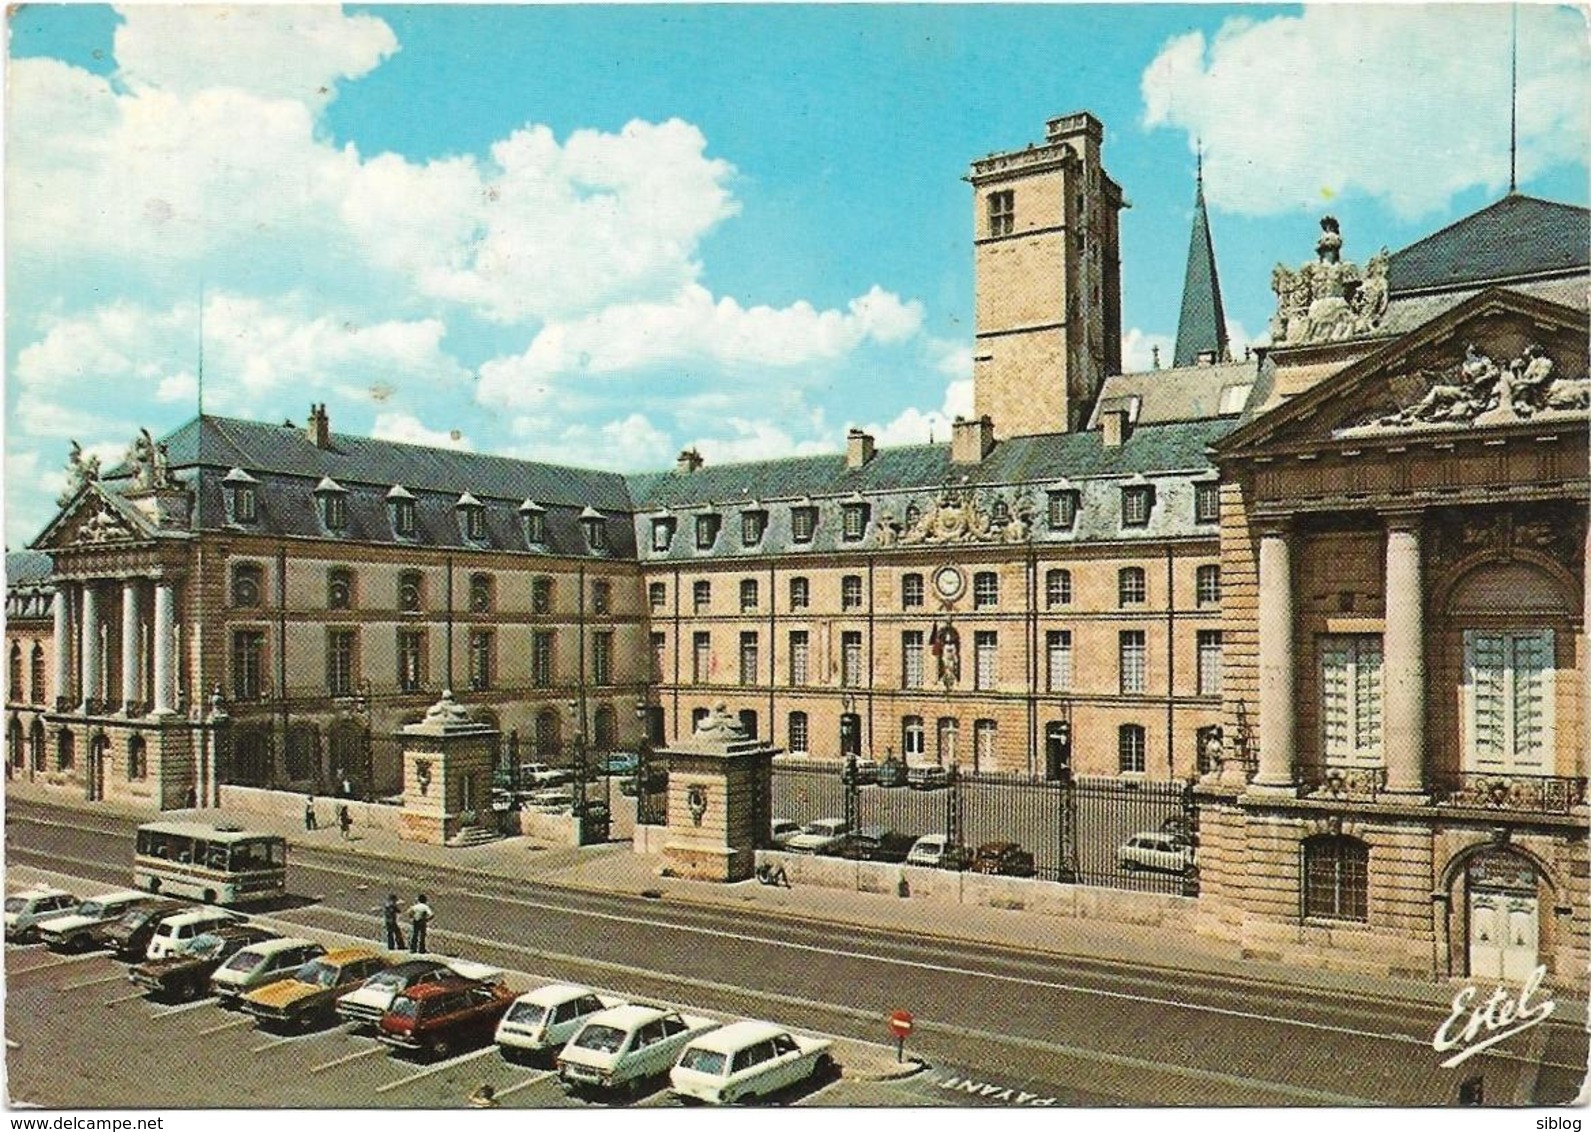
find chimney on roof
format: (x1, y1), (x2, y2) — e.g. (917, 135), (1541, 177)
(845, 428), (876, 469)
(1101, 407), (1132, 449)
(950, 415), (996, 465)
(307, 403), (331, 449)
(676, 448), (704, 474)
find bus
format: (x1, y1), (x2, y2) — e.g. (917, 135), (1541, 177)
(133, 821), (288, 906)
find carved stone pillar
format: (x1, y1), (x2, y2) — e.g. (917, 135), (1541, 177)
(53, 582), (72, 708)
(1252, 520), (1297, 792)
(1383, 511), (1427, 796)
(152, 581), (177, 717)
(121, 581), (142, 712)
(80, 583), (102, 713)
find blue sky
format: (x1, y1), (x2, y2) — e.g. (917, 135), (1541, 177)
(6, 3), (1587, 548)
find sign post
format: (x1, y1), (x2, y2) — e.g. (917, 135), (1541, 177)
(887, 1009), (914, 1063)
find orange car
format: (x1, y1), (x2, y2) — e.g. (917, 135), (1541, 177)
(240, 946), (390, 1030)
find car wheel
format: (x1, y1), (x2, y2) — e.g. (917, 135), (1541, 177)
(428, 1035), (452, 1061)
(813, 1053), (836, 1082)
(176, 977), (199, 1003)
(1120, 860), (1138, 872)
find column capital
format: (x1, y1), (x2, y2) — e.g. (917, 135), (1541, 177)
(1253, 514), (1294, 539)
(1380, 507), (1426, 533)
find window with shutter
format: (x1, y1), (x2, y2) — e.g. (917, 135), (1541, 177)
(1320, 635), (1382, 764)
(1047, 630), (1073, 692)
(1465, 629), (1554, 771)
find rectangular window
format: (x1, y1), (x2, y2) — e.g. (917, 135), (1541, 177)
(531, 631), (554, 688)
(1196, 565), (1221, 606)
(648, 581), (666, 611)
(1121, 485), (1153, 528)
(902, 631), (924, 689)
(1048, 490), (1078, 531)
(693, 632), (711, 684)
(232, 630), (264, 701)
(903, 717), (925, 758)
(1197, 630), (1222, 696)
(584, 518), (607, 551)
(650, 632), (666, 683)
(398, 630), (423, 693)
(789, 631), (809, 686)
(789, 576), (810, 609)
(974, 631), (997, 691)
(1465, 629), (1554, 772)
(787, 712), (809, 755)
(1047, 630), (1073, 692)
(1195, 482), (1220, 524)
(902, 573), (924, 608)
(693, 580), (711, 614)
(327, 629), (356, 696)
(738, 632), (759, 686)
(987, 189), (1015, 237)
(974, 719), (997, 772)
(1320, 635), (1383, 764)
(522, 510), (546, 545)
(842, 575), (863, 610)
(1120, 630), (1147, 694)
(791, 507), (817, 544)
(463, 506), (485, 541)
(1119, 568), (1147, 606)
(651, 519), (673, 552)
(468, 630), (493, 691)
(1046, 569), (1072, 607)
(470, 574), (493, 614)
(739, 579), (759, 613)
(321, 494), (347, 531)
(392, 499), (415, 537)
(695, 514), (720, 550)
(841, 631), (863, 688)
(973, 571), (999, 609)
(531, 577), (552, 615)
(592, 631), (614, 686)
(1119, 725), (1147, 773)
(742, 511), (766, 546)
(1304, 839), (1369, 922)
(937, 718), (959, 764)
(842, 505), (866, 542)
(591, 580), (611, 615)
(232, 485), (258, 523)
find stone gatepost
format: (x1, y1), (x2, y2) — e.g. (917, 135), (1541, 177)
(661, 702), (779, 882)
(398, 691), (499, 845)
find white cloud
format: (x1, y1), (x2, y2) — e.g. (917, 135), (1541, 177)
(1121, 327), (1175, 373)
(507, 412), (674, 472)
(475, 284), (925, 410)
(866, 375), (975, 449)
(370, 413), (473, 451)
(689, 418), (835, 466)
(1142, 5), (1590, 218)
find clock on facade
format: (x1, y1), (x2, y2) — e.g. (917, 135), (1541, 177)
(931, 565), (965, 603)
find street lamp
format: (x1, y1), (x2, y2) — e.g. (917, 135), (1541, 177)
(633, 699), (654, 826)
(566, 698), (588, 822)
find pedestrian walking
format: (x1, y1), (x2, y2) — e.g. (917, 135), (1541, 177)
(376, 893), (406, 951)
(304, 795), (318, 831)
(337, 803), (353, 840)
(408, 894), (433, 953)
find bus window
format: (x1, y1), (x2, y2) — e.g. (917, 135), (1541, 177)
(207, 844), (230, 870)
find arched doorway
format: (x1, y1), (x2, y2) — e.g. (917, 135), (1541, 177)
(1460, 847), (1542, 982)
(87, 732), (110, 801)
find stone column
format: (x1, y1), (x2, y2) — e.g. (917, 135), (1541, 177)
(1252, 520), (1296, 791)
(152, 581), (177, 717)
(80, 583), (102, 712)
(121, 580), (142, 712)
(1383, 511), (1427, 796)
(53, 582), (72, 708)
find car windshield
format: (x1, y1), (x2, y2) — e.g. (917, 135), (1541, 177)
(297, 960), (342, 987)
(4, 897), (27, 913)
(388, 996), (419, 1019)
(76, 901), (106, 918)
(573, 1024), (628, 1053)
(225, 951), (266, 973)
(366, 970), (408, 989)
(185, 934), (226, 958)
(505, 1001), (546, 1026)
(677, 1047), (727, 1076)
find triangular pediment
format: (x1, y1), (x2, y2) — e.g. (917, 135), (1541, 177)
(1216, 287), (1589, 458)
(31, 485), (156, 551)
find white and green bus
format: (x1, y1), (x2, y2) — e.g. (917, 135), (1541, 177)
(133, 821), (288, 906)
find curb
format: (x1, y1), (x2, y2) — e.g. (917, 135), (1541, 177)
(845, 1057), (928, 1083)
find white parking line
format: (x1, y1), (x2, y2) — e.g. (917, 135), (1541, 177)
(18, 951), (103, 972)
(374, 1046), (494, 1094)
(493, 1070), (554, 1100)
(102, 991), (147, 1007)
(62, 972), (125, 991)
(310, 1045), (386, 1074)
(151, 998), (218, 1018)
(195, 1016), (251, 1035)
(250, 1035), (306, 1054)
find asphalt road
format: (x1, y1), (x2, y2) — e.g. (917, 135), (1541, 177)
(6, 799), (1586, 1108)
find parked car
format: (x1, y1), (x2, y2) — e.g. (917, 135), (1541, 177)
(377, 975), (518, 1060)
(907, 764), (951, 790)
(211, 937), (327, 1006)
(128, 925), (277, 1002)
(37, 890), (152, 952)
(526, 787), (575, 811)
(769, 818), (801, 848)
(835, 825), (916, 864)
(240, 947), (391, 1030)
(841, 759), (880, 786)
(496, 983), (624, 1064)
(783, 818), (851, 855)
(557, 1003), (716, 1097)
(145, 907), (246, 960)
(4, 887), (80, 943)
(102, 899), (188, 960)
(1117, 833), (1195, 874)
(669, 1020), (834, 1106)
(969, 841), (1038, 877)
(337, 956), (505, 1028)
(905, 834), (970, 870)
(596, 752), (640, 777)
(876, 758), (908, 788)
(518, 763), (574, 789)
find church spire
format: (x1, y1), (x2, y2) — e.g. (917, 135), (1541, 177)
(1172, 146), (1229, 367)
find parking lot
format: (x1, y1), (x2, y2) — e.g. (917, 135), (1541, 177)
(4, 865), (935, 1110)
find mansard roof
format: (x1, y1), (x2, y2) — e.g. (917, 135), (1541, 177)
(1387, 194), (1590, 295)
(5, 550), (54, 588)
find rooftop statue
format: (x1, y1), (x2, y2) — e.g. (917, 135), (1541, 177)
(59, 440), (101, 508)
(1269, 216), (1389, 345)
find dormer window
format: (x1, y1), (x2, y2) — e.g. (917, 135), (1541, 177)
(1194, 481), (1220, 525)
(1121, 481), (1154, 528)
(791, 503), (817, 544)
(223, 468), (258, 524)
(457, 492), (486, 541)
(741, 508), (766, 547)
(314, 477), (347, 531)
(841, 495), (868, 542)
(387, 484), (417, 538)
(1047, 487), (1079, 531)
(519, 499), (546, 546)
(580, 506), (608, 552)
(695, 513), (720, 550)
(651, 516), (676, 552)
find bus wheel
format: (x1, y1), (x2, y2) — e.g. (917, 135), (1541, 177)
(148, 879), (161, 894)
(203, 890), (217, 904)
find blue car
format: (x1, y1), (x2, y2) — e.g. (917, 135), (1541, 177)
(596, 752), (639, 777)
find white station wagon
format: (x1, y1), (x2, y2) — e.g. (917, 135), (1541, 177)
(783, 819), (850, 855)
(36, 890), (148, 952)
(5, 888), (80, 943)
(495, 983), (623, 1062)
(670, 1020), (834, 1105)
(211, 937), (327, 1005)
(1117, 832), (1195, 874)
(557, 1004), (716, 1097)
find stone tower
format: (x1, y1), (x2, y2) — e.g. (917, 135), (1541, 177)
(968, 112), (1124, 438)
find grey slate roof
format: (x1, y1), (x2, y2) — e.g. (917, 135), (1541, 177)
(1086, 360), (1258, 428)
(1173, 173), (1229, 367)
(5, 550), (54, 586)
(1388, 194), (1590, 295)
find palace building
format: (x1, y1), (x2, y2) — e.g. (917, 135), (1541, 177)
(8, 113), (1587, 982)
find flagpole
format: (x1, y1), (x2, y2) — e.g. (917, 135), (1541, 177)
(197, 281), (206, 418)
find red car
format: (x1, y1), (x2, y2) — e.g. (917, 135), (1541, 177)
(377, 976), (517, 1059)
(969, 841), (1037, 877)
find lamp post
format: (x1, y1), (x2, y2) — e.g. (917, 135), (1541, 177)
(633, 699), (654, 826)
(202, 684), (229, 809)
(567, 698), (589, 834)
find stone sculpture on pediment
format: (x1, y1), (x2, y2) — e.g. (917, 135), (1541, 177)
(1360, 344), (1583, 432)
(58, 441), (101, 508)
(876, 511), (902, 548)
(1270, 217), (1389, 345)
(895, 486), (1027, 546)
(74, 503), (134, 545)
(125, 427), (176, 491)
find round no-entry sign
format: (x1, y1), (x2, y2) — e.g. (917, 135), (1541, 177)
(887, 1009), (914, 1038)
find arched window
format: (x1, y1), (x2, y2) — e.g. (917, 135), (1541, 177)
(29, 720), (45, 771)
(231, 562), (264, 608)
(592, 704), (617, 751)
(973, 719), (997, 773)
(9, 643), (22, 702)
(7, 718), (23, 770)
(1118, 724), (1146, 773)
(31, 644), (46, 704)
(469, 573), (493, 614)
(1302, 835), (1369, 922)
(534, 709), (561, 762)
(328, 568), (354, 610)
(936, 717), (958, 765)
(1118, 567), (1146, 606)
(127, 735), (148, 781)
(902, 715), (925, 759)
(787, 711), (809, 754)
